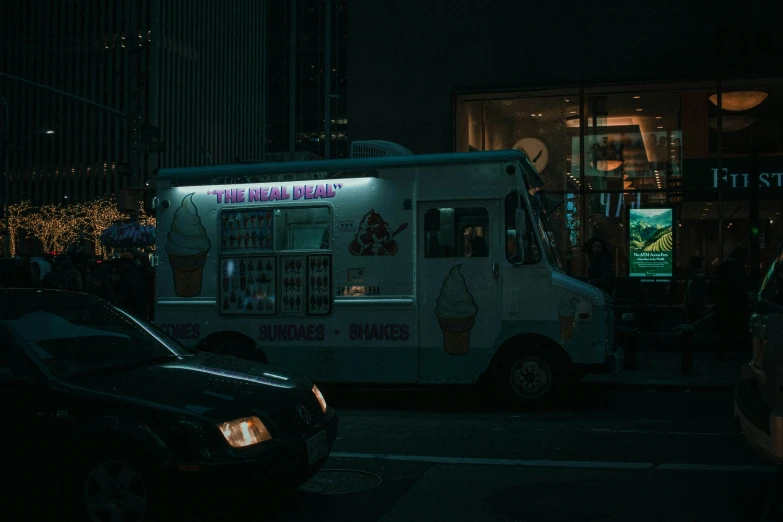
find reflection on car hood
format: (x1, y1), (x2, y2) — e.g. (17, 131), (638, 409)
(59, 352), (312, 422)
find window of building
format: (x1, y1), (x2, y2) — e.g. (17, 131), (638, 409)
(424, 207), (489, 258)
(218, 206), (332, 316)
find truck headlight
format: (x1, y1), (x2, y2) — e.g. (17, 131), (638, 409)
(312, 384), (327, 412)
(218, 416), (272, 448)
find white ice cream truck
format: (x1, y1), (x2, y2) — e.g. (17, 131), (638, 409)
(152, 141), (620, 405)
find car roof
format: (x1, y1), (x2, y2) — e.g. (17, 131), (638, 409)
(0, 288), (104, 313)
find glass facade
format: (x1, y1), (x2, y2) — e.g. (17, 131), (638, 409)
(455, 79), (783, 284)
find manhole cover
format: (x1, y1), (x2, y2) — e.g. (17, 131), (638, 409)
(299, 469), (382, 495)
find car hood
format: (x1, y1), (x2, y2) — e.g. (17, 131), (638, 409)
(57, 352), (314, 422)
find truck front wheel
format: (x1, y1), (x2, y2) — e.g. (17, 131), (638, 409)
(488, 343), (573, 408)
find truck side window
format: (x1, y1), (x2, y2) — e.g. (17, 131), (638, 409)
(275, 207), (331, 251)
(218, 206), (332, 316)
(505, 193), (541, 264)
(424, 208), (488, 258)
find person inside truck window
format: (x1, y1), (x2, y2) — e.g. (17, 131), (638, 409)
(469, 236), (488, 257)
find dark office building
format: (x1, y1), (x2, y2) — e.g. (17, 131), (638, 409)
(266, 0), (349, 160)
(0, 0), (267, 206)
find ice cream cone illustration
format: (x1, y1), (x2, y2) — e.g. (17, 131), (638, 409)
(166, 193), (211, 297)
(558, 295), (578, 340)
(435, 265), (478, 355)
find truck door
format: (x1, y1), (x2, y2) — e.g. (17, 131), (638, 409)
(417, 200), (502, 381)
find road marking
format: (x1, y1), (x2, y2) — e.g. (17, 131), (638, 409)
(329, 452), (775, 473)
(656, 463), (775, 472)
(589, 428), (736, 437)
(330, 452), (651, 469)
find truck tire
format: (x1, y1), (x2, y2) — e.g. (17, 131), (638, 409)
(488, 342), (573, 408)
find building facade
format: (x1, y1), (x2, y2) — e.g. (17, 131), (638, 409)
(0, 0), (267, 207)
(266, 0), (349, 160)
(348, 1), (783, 284)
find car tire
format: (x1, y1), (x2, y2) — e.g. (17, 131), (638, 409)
(72, 449), (163, 522)
(488, 342), (573, 409)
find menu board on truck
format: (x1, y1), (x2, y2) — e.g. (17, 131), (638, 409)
(628, 208), (674, 277)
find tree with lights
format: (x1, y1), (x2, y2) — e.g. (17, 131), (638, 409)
(23, 203), (82, 253)
(6, 200), (33, 258)
(76, 197), (127, 256)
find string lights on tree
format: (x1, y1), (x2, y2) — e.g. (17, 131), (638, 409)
(6, 196), (156, 257)
(23, 203), (81, 253)
(76, 197), (127, 256)
(6, 200), (33, 258)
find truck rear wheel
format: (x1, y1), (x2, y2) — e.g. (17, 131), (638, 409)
(488, 342), (573, 408)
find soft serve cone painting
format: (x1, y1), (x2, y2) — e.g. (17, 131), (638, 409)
(167, 193), (211, 297)
(435, 264), (478, 355)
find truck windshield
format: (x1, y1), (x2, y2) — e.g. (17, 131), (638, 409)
(759, 243), (783, 307)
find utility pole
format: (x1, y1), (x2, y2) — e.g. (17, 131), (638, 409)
(1, 97), (9, 257)
(323, 0), (332, 159)
(289, 0), (297, 153)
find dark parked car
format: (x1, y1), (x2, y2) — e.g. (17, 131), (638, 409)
(735, 243), (783, 463)
(0, 288), (338, 521)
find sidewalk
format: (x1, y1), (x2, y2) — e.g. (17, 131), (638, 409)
(584, 352), (742, 390)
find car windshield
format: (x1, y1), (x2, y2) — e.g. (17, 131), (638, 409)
(760, 243), (783, 307)
(1, 300), (189, 377)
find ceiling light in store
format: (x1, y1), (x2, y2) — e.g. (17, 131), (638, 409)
(655, 116), (662, 119)
(565, 98), (570, 102)
(565, 116), (633, 128)
(708, 91), (768, 111)
(657, 126), (663, 129)
(633, 96), (641, 99)
(707, 115), (755, 132)
(538, 113), (542, 117)
(569, 111), (576, 114)
(636, 108), (643, 112)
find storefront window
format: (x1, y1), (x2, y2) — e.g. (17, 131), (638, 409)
(455, 79), (783, 282)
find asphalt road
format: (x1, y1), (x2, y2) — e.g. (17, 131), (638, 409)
(13, 384), (779, 521)
(186, 384), (781, 522)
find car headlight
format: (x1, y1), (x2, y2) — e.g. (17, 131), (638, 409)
(312, 384), (327, 412)
(218, 416), (271, 448)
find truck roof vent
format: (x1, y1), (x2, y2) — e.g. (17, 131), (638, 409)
(350, 140), (414, 158)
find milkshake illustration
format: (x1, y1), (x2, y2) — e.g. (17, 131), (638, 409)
(166, 193), (211, 297)
(435, 265), (478, 355)
(558, 295), (578, 340)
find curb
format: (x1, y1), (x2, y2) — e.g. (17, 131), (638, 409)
(583, 378), (735, 392)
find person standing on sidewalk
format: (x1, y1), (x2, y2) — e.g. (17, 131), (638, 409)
(714, 247), (750, 360)
(586, 238), (616, 297)
(684, 255), (707, 324)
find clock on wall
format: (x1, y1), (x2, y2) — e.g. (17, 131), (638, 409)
(512, 138), (549, 174)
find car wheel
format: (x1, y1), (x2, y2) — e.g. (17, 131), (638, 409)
(490, 343), (572, 408)
(78, 455), (159, 522)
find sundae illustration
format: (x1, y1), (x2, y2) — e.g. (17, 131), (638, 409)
(558, 295), (578, 340)
(348, 209), (408, 256)
(166, 193), (211, 297)
(435, 265), (478, 355)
